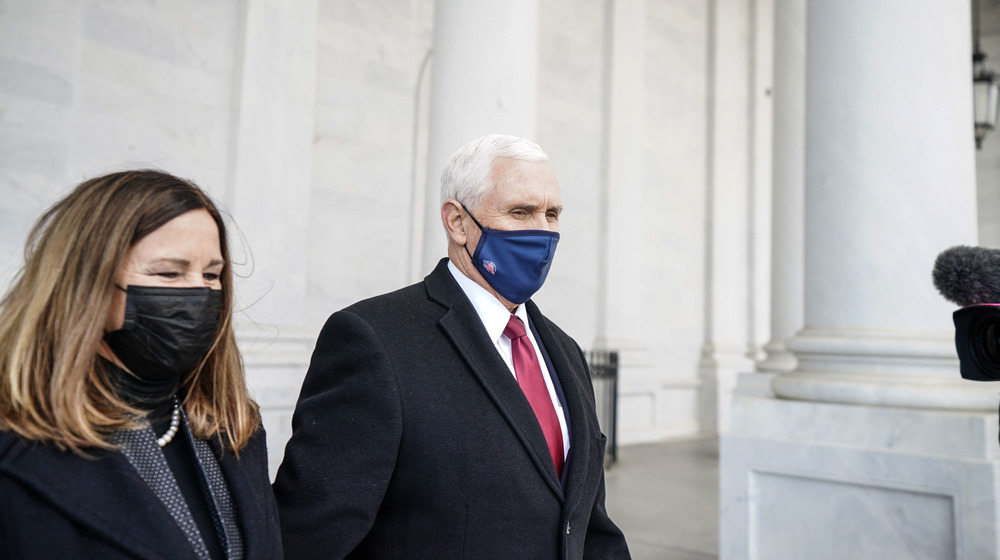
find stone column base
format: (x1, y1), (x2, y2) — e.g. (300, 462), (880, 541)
(700, 346), (756, 433)
(756, 338), (797, 373)
(721, 395), (1000, 559)
(772, 327), (997, 411)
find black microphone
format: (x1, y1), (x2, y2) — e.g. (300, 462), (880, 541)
(933, 245), (1000, 307)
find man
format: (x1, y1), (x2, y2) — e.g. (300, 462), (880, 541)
(273, 134), (631, 559)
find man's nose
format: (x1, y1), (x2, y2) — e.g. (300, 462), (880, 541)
(529, 214), (552, 230)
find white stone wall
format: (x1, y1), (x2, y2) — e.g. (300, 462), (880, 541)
(308, 0), (434, 327)
(0, 0), (321, 474)
(638, 0), (710, 439)
(0, 0), (724, 469)
(0, 0), (241, 285)
(533, 0), (712, 443)
(535, 0), (605, 352)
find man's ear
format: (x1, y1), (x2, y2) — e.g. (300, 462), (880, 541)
(441, 200), (467, 245)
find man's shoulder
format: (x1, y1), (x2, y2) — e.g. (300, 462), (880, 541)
(342, 280), (431, 317)
(322, 278), (453, 341)
(339, 262), (460, 320)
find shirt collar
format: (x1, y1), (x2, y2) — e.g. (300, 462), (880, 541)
(447, 260), (522, 343)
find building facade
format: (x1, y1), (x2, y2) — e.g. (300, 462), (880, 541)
(2, 0), (1000, 557)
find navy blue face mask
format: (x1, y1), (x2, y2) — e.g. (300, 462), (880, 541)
(463, 206), (560, 304)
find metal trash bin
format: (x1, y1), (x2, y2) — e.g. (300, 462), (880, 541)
(587, 350), (619, 468)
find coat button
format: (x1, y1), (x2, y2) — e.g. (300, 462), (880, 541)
(565, 522), (571, 535)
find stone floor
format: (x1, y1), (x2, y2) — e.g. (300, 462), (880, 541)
(604, 436), (720, 560)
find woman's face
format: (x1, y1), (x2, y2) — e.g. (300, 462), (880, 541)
(104, 208), (224, 333)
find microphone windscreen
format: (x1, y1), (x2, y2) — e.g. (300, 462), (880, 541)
(933, 245), (1000, 306)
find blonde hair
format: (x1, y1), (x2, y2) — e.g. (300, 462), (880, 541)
(0, 170), (260, 455)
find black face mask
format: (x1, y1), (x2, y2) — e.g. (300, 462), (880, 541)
(104, 285), (223, 382)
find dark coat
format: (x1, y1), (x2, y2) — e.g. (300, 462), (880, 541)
(0, 425), (282, 559)
(273, 259), (630, 560)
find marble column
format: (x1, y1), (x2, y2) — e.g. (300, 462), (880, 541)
(769, 0), (983, 409)
(229, 0), (317, 329)
(756, 0), (804, 376)
(699, 0), (756, 433)
(748, 0), (774, 366)
(418, 0), (539, 274)
(593, 0), (654, 439)
(227, 0), (319, 477)
(722, 1), (1000, 557)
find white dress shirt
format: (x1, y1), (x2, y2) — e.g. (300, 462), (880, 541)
(447, 261), (570, 460)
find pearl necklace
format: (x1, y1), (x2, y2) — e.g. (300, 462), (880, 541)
(156, 396), (181, 447)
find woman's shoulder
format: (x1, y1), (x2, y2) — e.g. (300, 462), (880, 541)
(0, 429), (17, 466)
(0, 429), (38, 466)
(212, 422), (269, 472)
(0, 430), (71, 491)
(236, 423), (269, 467)
(0, 429), (117, 479)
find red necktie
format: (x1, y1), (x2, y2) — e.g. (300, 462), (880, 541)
(504, 315), (564, 478)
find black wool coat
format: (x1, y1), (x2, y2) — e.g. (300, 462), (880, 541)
(273, 258), (630, 560)
(0, 426), (282, 559)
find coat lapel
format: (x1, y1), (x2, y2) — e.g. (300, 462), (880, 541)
(425, 260), (565, 499)
(213, 432), (277, 560)
(525, 301), (600, 517)
(0, 433), (198, 560)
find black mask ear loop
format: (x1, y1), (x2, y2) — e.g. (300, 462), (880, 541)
(460, 203), (485, 262)
(106, 284), (129, 335)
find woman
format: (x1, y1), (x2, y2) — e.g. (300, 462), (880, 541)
(0, 170), (282, 559)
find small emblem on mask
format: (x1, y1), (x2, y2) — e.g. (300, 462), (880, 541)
(483, 260), (497, 275)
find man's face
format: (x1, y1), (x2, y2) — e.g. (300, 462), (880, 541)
(466, 158), (563, 239)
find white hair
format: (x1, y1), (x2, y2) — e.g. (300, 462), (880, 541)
(440, 134), (549, 211)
